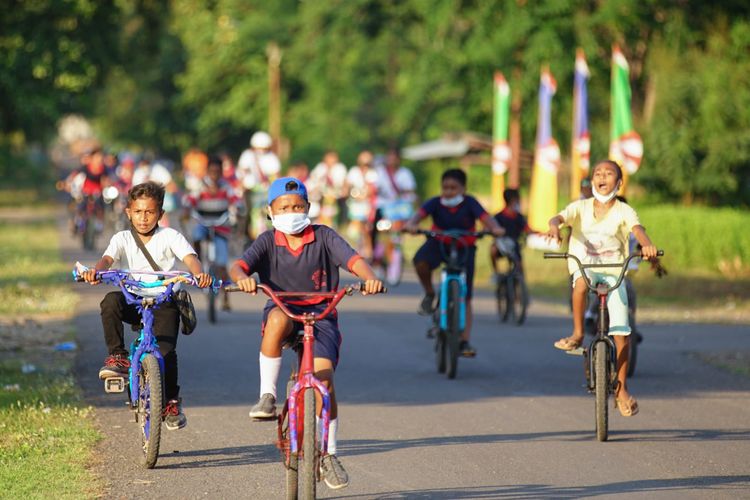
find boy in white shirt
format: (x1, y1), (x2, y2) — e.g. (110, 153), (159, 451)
(81, 181), (212, 430)
(547, 160), (658, 418)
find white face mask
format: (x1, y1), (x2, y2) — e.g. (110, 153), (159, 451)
(592, 182), (620, 204)
(440, 194), (464, 207)
(270, 212), (311, 235)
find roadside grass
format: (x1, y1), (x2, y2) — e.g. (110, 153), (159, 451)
(0, 219), (78, 316)
(0, 359), (101, 499)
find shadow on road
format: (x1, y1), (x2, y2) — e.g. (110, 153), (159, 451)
(155, 443), (278, 469)
(338, 474), (750, 499)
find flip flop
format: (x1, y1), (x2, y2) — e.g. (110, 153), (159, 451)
(616, 396), (639, 417)
(554, 336), (583, 351)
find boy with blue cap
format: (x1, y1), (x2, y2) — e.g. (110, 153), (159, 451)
(230, 177), (384, 490)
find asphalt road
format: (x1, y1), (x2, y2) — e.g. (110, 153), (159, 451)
(64, 223), (750, 499)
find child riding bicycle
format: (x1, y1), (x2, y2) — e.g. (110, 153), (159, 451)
(403, 169), (505, 357)
(490, 188), (533, 276)
(183, 156), (241, 311)
(80, 181), (213, 430)
(229, 176), (384, 490)
(546, 160), (658, 417)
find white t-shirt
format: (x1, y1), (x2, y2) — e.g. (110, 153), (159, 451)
(103, 227), (196, 296)
(557, 198), (640, 275)
(346, 166), (380, 198)
(309, 162), (348, 200)
(237, 149), (281, 190)
(375, 165), (416, 207)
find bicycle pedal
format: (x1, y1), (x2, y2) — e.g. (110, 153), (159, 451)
(104, 377), (126, 393)
(565, 347), (586, 356)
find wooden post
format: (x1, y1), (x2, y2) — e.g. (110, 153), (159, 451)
(267, 42), (282, 157)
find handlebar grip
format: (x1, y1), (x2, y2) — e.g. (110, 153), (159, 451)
(543, 252), (567, 259)
(656, 250), (664, 257)
(223, 285), (242, 293)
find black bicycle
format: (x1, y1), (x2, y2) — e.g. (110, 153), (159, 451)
(545, 249), (663, 442)
(493, 237), (529, 325)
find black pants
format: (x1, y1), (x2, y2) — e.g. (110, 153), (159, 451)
(101, 291), (181, 400)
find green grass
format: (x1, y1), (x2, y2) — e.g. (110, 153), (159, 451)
(0, 360), (101, 499)
(0, 219), (78, 316)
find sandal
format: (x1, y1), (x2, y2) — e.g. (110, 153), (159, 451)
(554, 336), (583, 351)
(615, 396), (639, 417)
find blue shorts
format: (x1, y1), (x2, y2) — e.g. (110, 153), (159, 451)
(413, 239), (476, 299)
(261, 300), (342, 367)
(192, 225), (229, 267)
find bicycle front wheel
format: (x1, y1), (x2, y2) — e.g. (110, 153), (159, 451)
(385, 246), (404, 286)
(495, 276), (509, 323)
(594, 342), (609, 442)
(284, 379), (298, 500)
(446, 279), (461, 379)
(511, 274), (529, 326)
(138, 354), (163, 468)
(300, 389), (317, 499)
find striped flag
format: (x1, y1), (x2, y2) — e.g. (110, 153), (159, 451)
(491, 71), (511, 211)
(528, 68), (560, 234)
(571, 49), (590, 200)
(609, 45), (643, 188)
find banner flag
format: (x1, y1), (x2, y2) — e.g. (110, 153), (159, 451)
(571, 48), (590, 200)
(609, 45), (643, 190)
(528, 68), (560, 234)
(491, 71), (511, 212)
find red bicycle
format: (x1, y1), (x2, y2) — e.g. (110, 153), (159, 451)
(227, 282), (382, 499)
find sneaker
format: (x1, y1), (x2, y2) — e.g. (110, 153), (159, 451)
(418, 294), (435, 316)
(459, 340), (476, 358)
(320, 454), (349, 490)
(163, 398), (187, 430)
(98, 354), (130, 379)
(249, 393), (276, 419)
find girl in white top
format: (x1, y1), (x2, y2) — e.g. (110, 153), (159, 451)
(547, 160), (658, 417)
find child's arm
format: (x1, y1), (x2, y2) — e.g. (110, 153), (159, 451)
(81, 255), (114, 285)
(479, 213), (506, 237)
(350, 258), (385, 295)
(546, 215), (566, 244)
(631, 225), (658, 260)
(182, 254), (213, 288)
(403, 211), (426, 233)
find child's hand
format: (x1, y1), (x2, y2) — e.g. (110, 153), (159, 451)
(362, 279), (384, 295)
(236, 276), (257, 294)
(402, 223), (418, 234)
(546, 224), (561, 244)
(641, 245), (658, 260)
(195, 272), (213, 288)
(81, 269), (100, 285)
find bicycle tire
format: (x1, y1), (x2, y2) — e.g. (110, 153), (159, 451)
(139, 354), (163, 468)
(446, 279), (461, 379)
(435, 329), (447, 373)
(512, 274), (529, 326)
(284, 379), (298, 500)
(300, 389), (317, 499)
(594, 342), (609, 442)
(207, 261), (217, 324)
(495, 276), (508, 323)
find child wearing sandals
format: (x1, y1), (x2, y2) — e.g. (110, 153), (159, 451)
(546, 160), (658, 417)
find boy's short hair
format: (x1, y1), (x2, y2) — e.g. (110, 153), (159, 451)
(441, 168), (467, 186)
(503, 188), (520, 205)
(128, 181), (165, 209)
(207, 155), (222, 168)
(594, 160), (623, 181)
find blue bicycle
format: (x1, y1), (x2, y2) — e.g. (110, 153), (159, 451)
(412, 229), (489, 379)
(73, 263), (215, 468)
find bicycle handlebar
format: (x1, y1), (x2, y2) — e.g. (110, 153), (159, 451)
(408, 228), (493, 239)
(543, 250), (664, 294)
(72, 262), (221, 291)
(223, 282), (386, 323)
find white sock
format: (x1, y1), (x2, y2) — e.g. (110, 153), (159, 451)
(328, 418), (338, 455)
(258, 353), (282, 399)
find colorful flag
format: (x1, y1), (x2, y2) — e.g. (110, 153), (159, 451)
(491, 71), (511, 212)
(528, 68), (560, 234)
(609, 45), (643, 188)
(571, 48), (590, 200)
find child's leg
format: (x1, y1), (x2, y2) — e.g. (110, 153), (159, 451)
(605, 279), (635, 403)
(258, 307), (294, 398)
(571, 276), (588, 340)
(153, 301), (181, 400)
(414, 260), (434, 295)
(489, 244), (499, 274)
(100, 291), (140, 356)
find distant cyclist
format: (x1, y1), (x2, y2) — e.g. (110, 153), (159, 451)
(309, 150), (349, 228)
(236, 131), (280, 243)
(489, 188), (534, 277)
(346, 150), (380, 259)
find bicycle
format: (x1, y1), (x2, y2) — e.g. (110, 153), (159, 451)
(76, 194), (103, 251)
(191, 209), (231, 323)
(493, 237), (529, 326)
(544, 249), (663, 442)
(73, 263), (213, 468)
(225, 282), (381, 499)
(373, 200), (413, 286)
(410, 229), (490, 379)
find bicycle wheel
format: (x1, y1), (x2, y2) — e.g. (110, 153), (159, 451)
(299, 389), (317, 499)
(495, 275), (508, 323)
(593, 342), (609, 442)
(511, 274), (529, 326)
(138, 354), (163, 468)
(83, 217), (96, 251)
(446, 280), (461, 379)
(435, 328), (447, 373)
(206, 260), (217, 324)
(284, 379), (298, 500)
